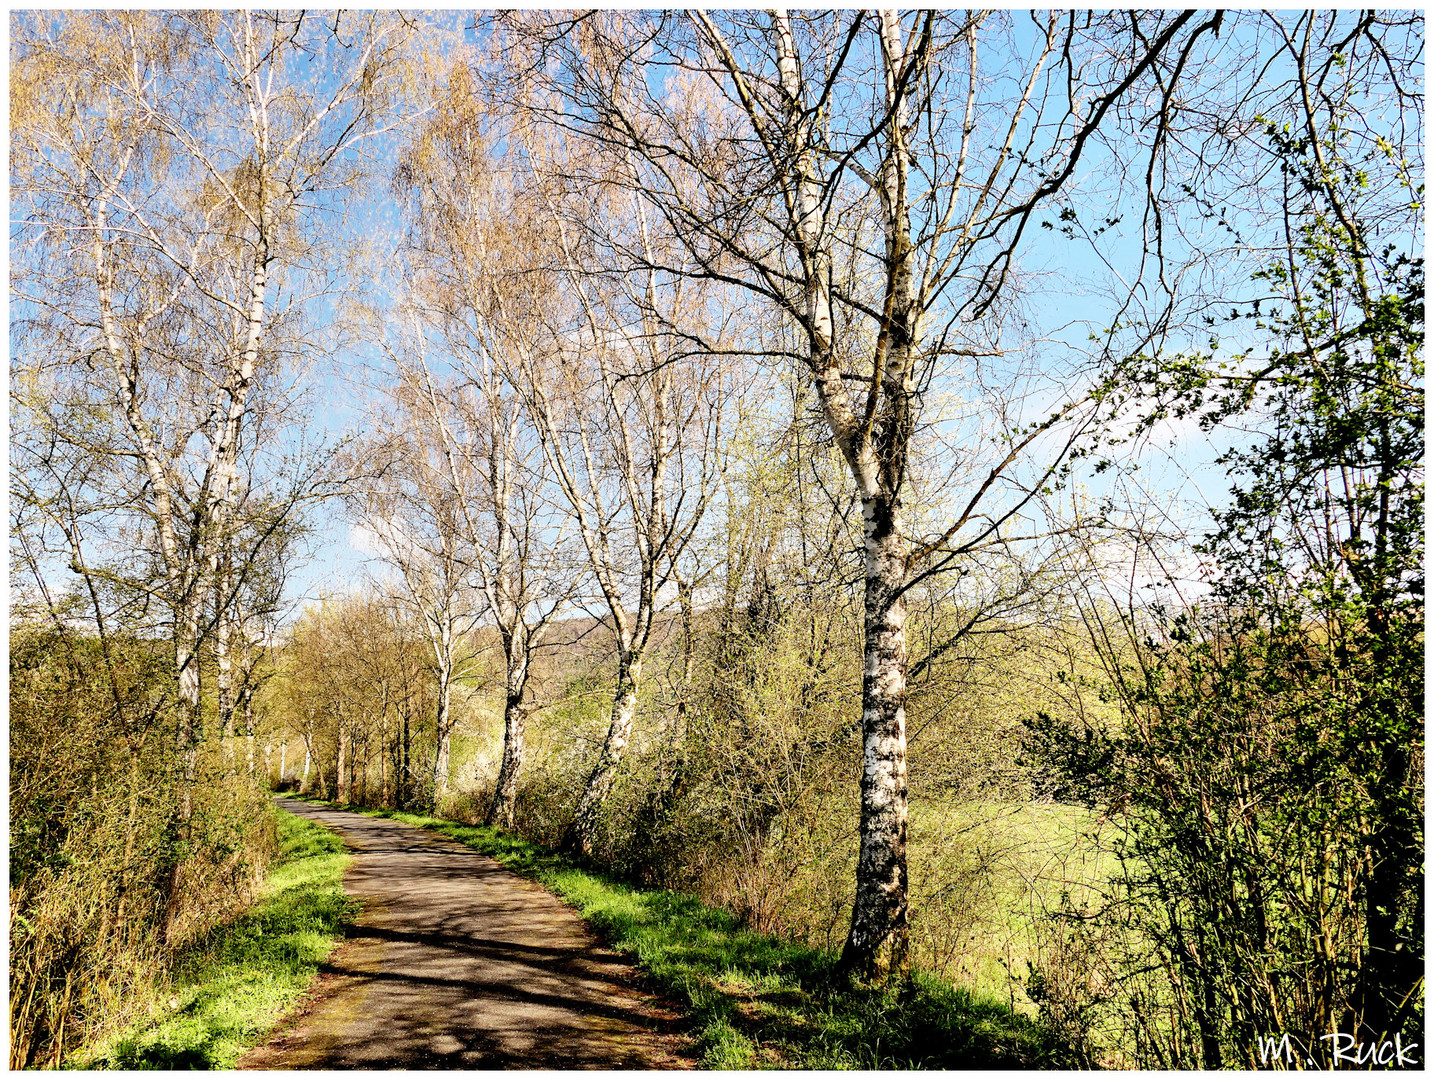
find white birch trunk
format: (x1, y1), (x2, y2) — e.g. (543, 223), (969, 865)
(432, 642), (454, 804)
(840, 501), (911, 977)
(380, 734), (390, 806)
(568, 652), (643, 856)
(174, 604), (203, 825)
(486, 643), (530, 829)
(216, 608), (235, 768)
(336, 727), (350, 804)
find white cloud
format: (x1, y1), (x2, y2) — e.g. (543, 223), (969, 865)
(348, 522), (384, 556)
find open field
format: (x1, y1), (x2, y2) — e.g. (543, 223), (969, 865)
(908, 800), (1122, 1002)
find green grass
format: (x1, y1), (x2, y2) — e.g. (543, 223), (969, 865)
(76, 808), (357, 1070)
(295, 795), (1066, 1069)
(910, 800), (1120, 1000)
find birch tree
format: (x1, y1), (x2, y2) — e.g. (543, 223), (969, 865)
(11, 11), (420, 821)
(519, 190), (736, 856)
(498, 8), (1222, 976)
(542, 309), (729, 854)
(389, 76), (580, 827)
(398, 105), (738, 850)
(406, 365), (576, 829)
(347, 429), (485, 805)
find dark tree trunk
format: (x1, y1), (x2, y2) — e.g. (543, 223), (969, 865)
(486, 695), (526, 829)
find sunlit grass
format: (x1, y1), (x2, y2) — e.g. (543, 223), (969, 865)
(907, 799), (1120, 1003)
(304, 796), (1067, 1068)
(75, 808), (356, 1070)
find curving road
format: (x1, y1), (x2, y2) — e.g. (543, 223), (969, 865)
(239, 798), (691, 1069)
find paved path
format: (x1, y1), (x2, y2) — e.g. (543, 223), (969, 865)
(239, 798), (691, 1069)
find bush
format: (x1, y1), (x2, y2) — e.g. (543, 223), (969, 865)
(9, 628), (278, 1068)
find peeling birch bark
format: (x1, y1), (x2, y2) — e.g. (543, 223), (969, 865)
(487, 700), (526, 829)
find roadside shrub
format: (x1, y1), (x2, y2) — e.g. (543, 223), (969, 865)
(9, 629), (277, 1068)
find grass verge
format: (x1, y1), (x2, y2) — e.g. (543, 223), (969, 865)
(74, 807), (357, 1070)
(292, 795), (1063, 1069)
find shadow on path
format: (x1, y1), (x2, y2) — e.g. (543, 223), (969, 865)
(238, 799), (691, 1069)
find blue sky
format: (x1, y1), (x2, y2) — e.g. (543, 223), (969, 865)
(17, 11), (1413, 625)
(279, 11), (1273, 614)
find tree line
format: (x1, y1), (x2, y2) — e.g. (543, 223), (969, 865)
(11, 10), (1422, 1069)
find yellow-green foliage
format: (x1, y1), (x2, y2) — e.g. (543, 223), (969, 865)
(266, 594), (439, 807)
(79, 808), (355, 1069)
(9, 629), (278, 1069)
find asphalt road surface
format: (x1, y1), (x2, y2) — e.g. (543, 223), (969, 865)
(239, 798), (691, 1069)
